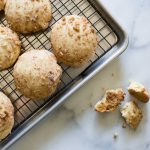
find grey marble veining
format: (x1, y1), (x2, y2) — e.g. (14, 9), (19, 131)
(10, 0), (150, 150)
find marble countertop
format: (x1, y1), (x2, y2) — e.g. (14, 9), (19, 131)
(10, 0), (150, 150)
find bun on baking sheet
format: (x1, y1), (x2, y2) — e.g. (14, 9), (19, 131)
(5, 0), (52, 34)
(50, 15), (98, 67)
(0, 92), (14, 141)
(13, 49), (62, 100)
(0, 25), (21, 70)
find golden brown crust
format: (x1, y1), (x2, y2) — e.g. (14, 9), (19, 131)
(0, 25), (21, 70)
(5, 0), (52, 34)
(13, 49), (62, 100)
(128, 81), (149, 103)
(50, 15), (98, 67)
(0, 92), (14, 141)
(121, 101), (143, 128)
(0, 0), (5, 11)
(95, 89), (125, 112)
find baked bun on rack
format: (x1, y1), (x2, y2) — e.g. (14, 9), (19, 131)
(50, 15), (98, 67)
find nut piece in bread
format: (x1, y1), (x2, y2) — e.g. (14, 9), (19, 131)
(121, 101), (143, 129)
(0, 92), (14, 141)
(0, 26), (21, 70)
(50, 15), (98, 67)
(5, 0), (52, 34)
(13, 49), (62, 100)
(95, 89), (125, 112)
(0, 0), (5, 11)
(128, 81), (149, 103)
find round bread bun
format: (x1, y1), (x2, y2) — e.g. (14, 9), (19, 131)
(0, 92), (14, 141)
(13, 50), (62, 100)
(0, 0), (5, 11)
(50, 15), (98, 67)
(0, 26), (21, 70)
(5, 0), (52, 34)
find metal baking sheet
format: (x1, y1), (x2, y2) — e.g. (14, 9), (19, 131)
(0, 0), (128, 149)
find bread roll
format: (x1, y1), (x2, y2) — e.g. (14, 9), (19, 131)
(5, 0), (52, 34)
(0, 26), (21, 70)
(50, 15), (98, 67)
(0, 92), (14, 141)
(13, 50), (62, 100)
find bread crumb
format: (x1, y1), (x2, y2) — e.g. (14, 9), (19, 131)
(122, 123), (126, 128)
(128, 81), (149, 103)
(120, 101), (143, 129)
(113, 132), (118, 139)
(95, 89), (125, 112)
(101, 87), (105, 91)
(89, 102), (93, 108)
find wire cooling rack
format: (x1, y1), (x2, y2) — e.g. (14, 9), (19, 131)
(0, 0), (125, 148)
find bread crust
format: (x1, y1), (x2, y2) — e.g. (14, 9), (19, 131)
(128, 81), (149, 103)
(0, 0), (5, 11)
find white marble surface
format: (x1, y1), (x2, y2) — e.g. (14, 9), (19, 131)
(10, 0), (150, 150)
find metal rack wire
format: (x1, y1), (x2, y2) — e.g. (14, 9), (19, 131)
(0, 0), (118, 143)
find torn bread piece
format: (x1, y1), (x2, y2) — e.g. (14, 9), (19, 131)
(95, 89), (125, 112)
(121, 101), (143, 129)
(128, 81), (149, 103)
